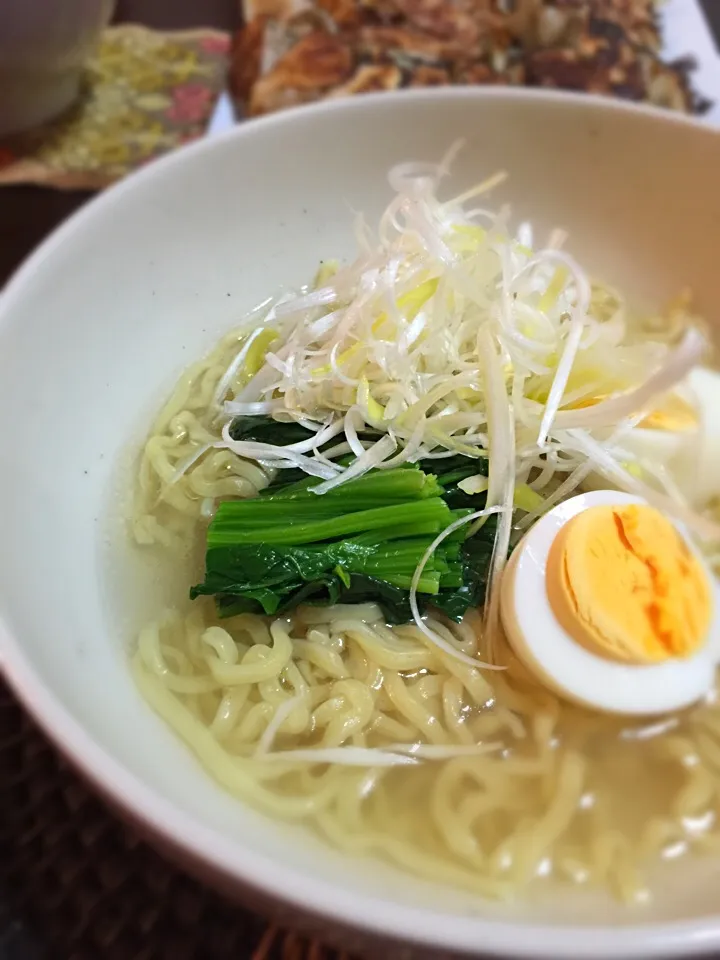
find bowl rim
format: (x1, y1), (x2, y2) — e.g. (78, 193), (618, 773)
(2, 85), (720, 959)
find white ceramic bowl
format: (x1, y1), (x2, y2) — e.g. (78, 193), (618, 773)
(1, 89), (720, 959)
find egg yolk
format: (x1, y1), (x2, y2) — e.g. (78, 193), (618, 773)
(640, 394), (699, 432)
(546, 504), (712, 664)
(567, 392), (698, 432)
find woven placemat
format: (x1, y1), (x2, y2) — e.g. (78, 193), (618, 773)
(0, 677), (354, 960)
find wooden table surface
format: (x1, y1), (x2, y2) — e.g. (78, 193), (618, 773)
(702, 0), (720, 42)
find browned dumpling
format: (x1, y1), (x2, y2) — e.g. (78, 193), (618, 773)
(229, 0), (710, 118)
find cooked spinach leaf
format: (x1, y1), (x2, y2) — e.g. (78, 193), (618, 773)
(193, 418), (496, 624)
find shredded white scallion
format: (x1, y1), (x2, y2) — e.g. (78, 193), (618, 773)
(254, 694), (307, 756)
(409, 506), (510, 670)
(385, 741), (502, 759)
(256, 747), (420, 767)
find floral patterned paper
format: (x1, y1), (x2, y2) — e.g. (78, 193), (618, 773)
(0, 25), (230, 190)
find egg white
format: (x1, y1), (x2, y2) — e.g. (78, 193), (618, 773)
(501, 490), (720, 716)
(671, 367), (720, 508)
(581, 427), (690, 496)
(621, 425), (691, 469)
(582, 367), (720, 508)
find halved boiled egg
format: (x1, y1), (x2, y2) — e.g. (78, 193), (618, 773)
(582, 367), (720, 509)
(501, 490), (720, 715)
(670, 367), (720, 508)
(620, 388), (699, 468)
